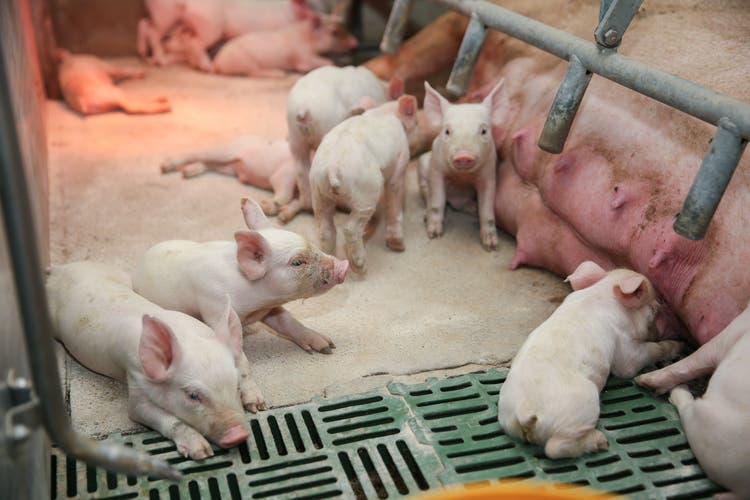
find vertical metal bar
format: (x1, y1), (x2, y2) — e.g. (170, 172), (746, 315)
(594, 0), (643, 48)
(379, 0), (413, 54)
(673, 118), (747, 240)
(537, 55), (592, 154)
(0, 30), (181, 482)
(599, 0), (615, 22)
(446, 13), (488, 97)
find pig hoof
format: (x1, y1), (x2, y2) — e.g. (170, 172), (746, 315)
(240, 380), (266, 413)
(386, 237), (405, 252)
(260, 199), (279, 216)
(320, 346), (333, 355)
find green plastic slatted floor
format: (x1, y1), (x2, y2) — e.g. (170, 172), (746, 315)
(51, 369), (723, 499)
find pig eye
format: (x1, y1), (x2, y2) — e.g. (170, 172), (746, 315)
(290, 258), (307, 267)
(444, 128), (451, 136)
(184, 390), (202, 403)
(480, 126), (488, 136)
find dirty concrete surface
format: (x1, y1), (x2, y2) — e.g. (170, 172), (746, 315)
(48, 60), (568, 438)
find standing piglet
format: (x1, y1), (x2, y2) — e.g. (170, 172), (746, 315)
(636, 304), (750, 498)
(309, 95), (417, 274)
(212, 14), (357, 78)
(132, 198), (349, 410)
(420, 80), (504, 250)
(498, 261), (683, 459)
(57, 51), (170, 115)
(47, 262), (247, 459)
(160, 135), (296, 216)
(281, 66), (403, 223)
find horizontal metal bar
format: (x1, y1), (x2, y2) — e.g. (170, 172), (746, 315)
(431, 0), (750, 141)
(673, 118), (747, 240)
(538, 55), (592, 153)
(0, 37), (181, 482)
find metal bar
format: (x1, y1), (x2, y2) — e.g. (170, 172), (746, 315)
(673, 118), (747, 240)
(0, 37), (181, 482)
(430, 0), (750, 142)
(379, 0), (413, 55)
(446, 13), (488, 97)
(537, 55), (592, 153)
(594, 0), (643, 48)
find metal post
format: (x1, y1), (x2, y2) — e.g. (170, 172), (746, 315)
(380, 0), (413, 54)
(0, 34), (181, 482)
(594, 0), (643, 48)
(673, 118), (747, 240)
(537, 55), (592, 153)
(446, 13), (488, 97)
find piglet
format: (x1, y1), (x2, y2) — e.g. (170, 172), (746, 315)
(497, 261), (683, 459)
(212, 14), (357, 78)
(132, 198), (349, 410)
(420, 80), (505, 250)
(309, 96), (418, 274)
(648, 303), (750, 499)
(46, 262), (247, 459)
(161, 135), (297, 215)
(57, 50), (170, 115)
(282, 66), (404, 223)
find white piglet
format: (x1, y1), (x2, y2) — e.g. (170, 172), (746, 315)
(497, 261), (683, 459)
(160, 135), (297, 216)
(132, 198), (349, 410)
(282, 65), (403, 223)
(637, 303), (750, 499)
(420, 79), (505, 250)
(309, 95), (418, 274)
(46, 262), (248, 460)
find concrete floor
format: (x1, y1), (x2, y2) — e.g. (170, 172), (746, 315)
(48, 59), (569, 438)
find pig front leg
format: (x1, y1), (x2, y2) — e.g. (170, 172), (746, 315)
(612, 340), (684, 379)
(475, 165), (498, 251)
(261, 306), (335, 354)
(237, 353), (266, 413)
(425, 166), (446, 239)
(128, 388), (214, 460)
(161, 143), (240, 176)
(104, 62), (146, 81)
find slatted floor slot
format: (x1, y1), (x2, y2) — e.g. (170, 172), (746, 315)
(389, 369), (725, 499)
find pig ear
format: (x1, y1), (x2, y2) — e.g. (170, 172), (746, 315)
(387, 76), (404, 100)
(481, 77), (505, 113)
(565, 260), (607, 291)
(423, 81), (448, 128)
(139, 315), (180, 382)
(613, 275), (649, 309)
(241, 197), (272, 230)
(214, 295), (244, 364)
(290, 0), (313, 20)
(397, 95), (417, 120)
(235, 231), (270, 281)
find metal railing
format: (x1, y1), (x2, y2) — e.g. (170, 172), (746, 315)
(380, 0), (749, 240)
(0, 34), (181, 482)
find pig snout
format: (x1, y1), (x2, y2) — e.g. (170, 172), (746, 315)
(218, 425), (249, 448)
(333, 258), (349, 284)
(452, 151), (477, 170)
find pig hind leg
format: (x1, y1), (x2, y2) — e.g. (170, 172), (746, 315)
(279, 137), (313, 223)
(612, 340), (684, 379)
(312, 191), (337, 254)
(161, 143), (241, 176)
(545, 428), (608, 459)
(262, 163), (297, 216)
(344, 199), (380, 274)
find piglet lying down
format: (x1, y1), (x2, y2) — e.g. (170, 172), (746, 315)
(498, 261), (683, 459)
(160, 135), (297, 216)
(57, 50), (170, 115)
(47, 262), (248, 460)
(636, 303), (750, 499)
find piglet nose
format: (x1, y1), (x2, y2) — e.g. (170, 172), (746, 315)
(452, 151), (476, 169)
(334, 259), (349, 284)
(218, 425), (248, 448)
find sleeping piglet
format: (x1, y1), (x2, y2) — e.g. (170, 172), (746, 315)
(309, 95), (418, 274)
(160, 135), (297, 216)
(637, 303), (750, 498)
(419, 79), (505, 250)
(46, 262), (247, 460)
(497, 261), (683, 459)
(132, 198), (348, 410)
